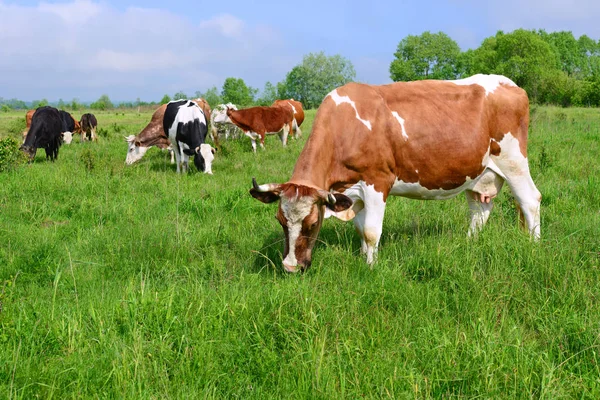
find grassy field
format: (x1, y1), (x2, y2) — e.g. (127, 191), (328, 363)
(0, 105), (599, 398)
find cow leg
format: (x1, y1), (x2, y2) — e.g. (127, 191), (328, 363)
(244, 131), (258, 153)
(465, 190), (494, 237)
(92, 127), (97, 142)
(279, 123), (290, 147)
(293, 119), (302, 139)
(492, 137), (542, 240)
(168, 146), (175, 164)
(353, 185), (386, 265)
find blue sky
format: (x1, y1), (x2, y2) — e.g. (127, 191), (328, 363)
(1, 0), (599, 102)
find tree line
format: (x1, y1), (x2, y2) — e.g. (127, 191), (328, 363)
(390, 29), (600, 106)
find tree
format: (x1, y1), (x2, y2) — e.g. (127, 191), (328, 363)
(57, 98), (65, 109)
(196, 86), (222, 108)
(71, 98), (82, 111)
(160, 94), (171, 104)
(280, 52), (356, 109)
(90, 94), (114, 110)
(32, 99), (49, 109)
(538, 30), (584, 77)
(255, 82), (278, 106)
(173, 91), (187, 100)
(390, 31), (461, 81)
(221, 78), (257, 107)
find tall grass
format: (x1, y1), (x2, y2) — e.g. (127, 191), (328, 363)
(0, 106), (598, 398)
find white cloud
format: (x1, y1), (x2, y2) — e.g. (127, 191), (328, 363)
(199, 14), (245, 38)
(0, 1), (287, 101)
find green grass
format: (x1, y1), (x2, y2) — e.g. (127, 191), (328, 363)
(0, 106), (599, 398)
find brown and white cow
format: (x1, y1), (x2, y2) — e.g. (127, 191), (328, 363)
(251, 74), (542, 273)
(80, 113), (98, 142)
(272, 99), (304, 138)
(218, 106), (297, 152)
(125, 98), (211, 164)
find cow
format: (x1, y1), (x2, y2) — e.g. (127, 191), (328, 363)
(125, 98), (211, 165)
(20, 106), (63, 162)
(58, 110), (80, 144)
(22, 109), (36, 141)
(79, 113), (98, 142)
(218, 105), (297, 152)
(163, 99), (215, 174)
(272, 99), (304, 138)
(250, 74), (542, 273)
(210, 103), (243, 142)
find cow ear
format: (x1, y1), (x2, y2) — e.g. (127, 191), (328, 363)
(250, 188), (280, 204)
(134, 140), (141, 147)
(325, 193), (353, 212)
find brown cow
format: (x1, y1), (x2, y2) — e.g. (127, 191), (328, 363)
(125, 98), (211, 164)
(22, 109), (35, 141)
(221, 106), (296, 152)
(79, 113), (98, 142)
(250, 74), (542, 273)
(272, 99), (304, 138)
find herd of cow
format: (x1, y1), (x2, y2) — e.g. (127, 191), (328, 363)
(20, 107), (98, 161)
(17, 74), (542, 272)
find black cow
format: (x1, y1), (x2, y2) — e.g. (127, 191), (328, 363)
(80, 113), (98, 142)
(163, 100), (215, 174)
(20, 106), (63, 161)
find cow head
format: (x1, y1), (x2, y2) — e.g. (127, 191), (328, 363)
(212, 104), (236, 124)
(19, 144), (36, 161)
(124, 135), (149, 164)
(183, 144), (216, 174)
(250, 178), (353, 273)
(62, 131), (73, 144)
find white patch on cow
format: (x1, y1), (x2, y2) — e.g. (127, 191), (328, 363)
(125, 135), (150, 165)
(62, 131), (73, 144)
(281, 195), (315, 271)
(390, 178), (476, 200)
(287, 101), (297, 115)
(324, 181), (385, 264)
(327, 89), (372, 131)
(391, 111), (408, 140)
(415, 169), (419, 174)
(199, 143), (215, 174)
(493, 132), (541, 239)
(448, 74), (517, 96)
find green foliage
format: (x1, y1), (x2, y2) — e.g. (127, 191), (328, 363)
(255, 81), (278, 106)
(90, 94), (114, 111)
(70, 98), (82, 111)
(390, 31), (461, 81)
(279, 52), (356, 109)
(160, 94), (171, 104)
(0, 137), (27, 172)
(79, 148), (96, 171)
(173, 91), (187, 100)
(221, 78), (257, 107)
(7, 117), (26, 136)
(32, 98), (49, 109)
(1, 104), (10, 113)
(196, 86), (222, 108)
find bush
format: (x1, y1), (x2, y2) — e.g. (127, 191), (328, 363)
(7, 118), (26, 137)
(0, 137), (27, 172)
(79, 148), (96, 171)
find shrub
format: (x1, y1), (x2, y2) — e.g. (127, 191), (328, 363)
(79, 148), (96, 172)
(0, 137), (27, 172)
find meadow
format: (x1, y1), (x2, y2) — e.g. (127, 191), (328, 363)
(0, 105), (599, 398)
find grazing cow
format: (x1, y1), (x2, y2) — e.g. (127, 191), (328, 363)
(210, 103), (243, 142)
(163, 99), (215, 174)
(20, 106), (63, 161)
(272, 99), (304, 138)
(125, 98), (211, 165)
(80, 113), (98, 142)
(58, 110), (80, 144)
(221, 106), (297, 152)
(250, 74), (542, 273)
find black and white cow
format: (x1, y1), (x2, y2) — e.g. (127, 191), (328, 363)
(20, 106), (63, 161)
(58, 110), (80, 144)
(163, 100), (215, 174)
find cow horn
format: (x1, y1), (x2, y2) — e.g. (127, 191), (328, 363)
(317, 189), (336, 205)
(252, 177), (279, 193)
(195, 146), (201, 154)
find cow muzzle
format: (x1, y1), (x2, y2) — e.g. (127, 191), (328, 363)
(282, 260), (311, 274)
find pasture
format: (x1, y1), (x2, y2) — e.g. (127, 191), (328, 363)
(0, 105), (599, 398)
